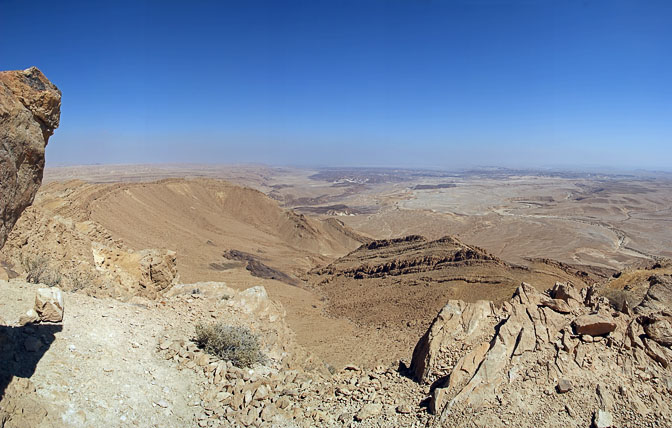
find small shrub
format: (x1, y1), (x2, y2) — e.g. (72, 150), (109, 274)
(21, 255), (62, 287)
(194, 323), (264, 367)
(68, 272), (95, 292)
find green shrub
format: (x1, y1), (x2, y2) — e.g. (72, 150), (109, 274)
(194, 323), (265, 367)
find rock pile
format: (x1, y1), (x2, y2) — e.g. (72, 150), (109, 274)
(411, 277), (672, 427)
(1, 206), (179, 299)
(0, 66), (60, 249)
(156, 283), (430, 427)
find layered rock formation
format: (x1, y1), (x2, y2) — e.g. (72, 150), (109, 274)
(0, 67), (61, 249)
(411, 277), (672, 427)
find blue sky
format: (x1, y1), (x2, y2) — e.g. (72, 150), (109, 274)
(1, 0), (670, 169)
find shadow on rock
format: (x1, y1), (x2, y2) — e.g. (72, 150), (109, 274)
(0, 323), (62, 401)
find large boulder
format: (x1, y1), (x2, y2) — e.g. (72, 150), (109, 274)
(572, 314), (617, 336)
(0, 67), (61, 249)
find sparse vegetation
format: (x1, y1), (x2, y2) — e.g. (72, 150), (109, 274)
(194, 323), (265, 367)
(68, 272), (95, 292)
(21, 255), (62, 287)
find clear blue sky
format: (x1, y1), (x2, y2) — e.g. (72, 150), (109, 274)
(1, 0), (670, 169)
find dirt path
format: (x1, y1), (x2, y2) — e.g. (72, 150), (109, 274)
(0, 279), (203, 428)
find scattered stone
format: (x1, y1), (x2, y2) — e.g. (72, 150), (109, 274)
(396, 403), (412, 414)
(556, 378), (572, 393)
(35, 287), (64, 322)
(337, 413), (351, 423)
(592, 409), (613, 428)
(355, 403), (383, 421)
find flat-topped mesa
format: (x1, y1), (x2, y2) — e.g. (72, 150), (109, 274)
(315, 235), (504, 278)
(0, 66), (61, 249)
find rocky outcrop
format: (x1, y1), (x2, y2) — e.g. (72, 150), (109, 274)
(0, 67), (60, 249)
(635, 275), (672, 315)
(138, 249), (178, 299)
(411, 281), (672, 427)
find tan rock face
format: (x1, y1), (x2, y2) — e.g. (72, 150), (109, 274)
(641, 313), (672, 347)
(0, 67), (61, 249)
(573, 314), (617, 336)
(35, 287), (64, 322)
(413, 280), (672, 426)
(138, 249), (178, 299)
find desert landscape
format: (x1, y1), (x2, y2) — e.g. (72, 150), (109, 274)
(2, 1), (672, 427)
(3, 137), (672, 427)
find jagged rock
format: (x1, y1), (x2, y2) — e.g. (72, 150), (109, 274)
(643, 337), (671, 368)
(138, 249), (178, 298)
(410, 299), (494, 383)
(572, 314), (616, 336)
(0, 67), (60, 249)
(640, 313), (672, 347)
(551, 282), (581, 304)
(635, 275), (672, 315)
(413, 277), (672, 426)
(34, 287), (64, 322)
(541, 298), (572, 314)
(621, 300), (632, 315)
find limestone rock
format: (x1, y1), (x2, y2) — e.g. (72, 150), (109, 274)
(640, 313), (672, 347)
(138, 249), (178, 298)
(0, 67), (61, 249)
(572, 314), (616, 336)
(550, 282), (581, 304)
(18, 308), (40, 326)
(35, 287), (64, 322)
(541, 298), (572, 314)
(635, 275), (672, 315)
(355, 403), (382, 421)
(592, 409), (613, 428)
(410, 299), (494, 383)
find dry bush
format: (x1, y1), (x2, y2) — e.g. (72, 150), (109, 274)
(21, 255), (62, 287)
(195, 323), (265, 367)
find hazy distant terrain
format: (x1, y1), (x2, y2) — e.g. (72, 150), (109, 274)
(46, 164), (672, 270)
